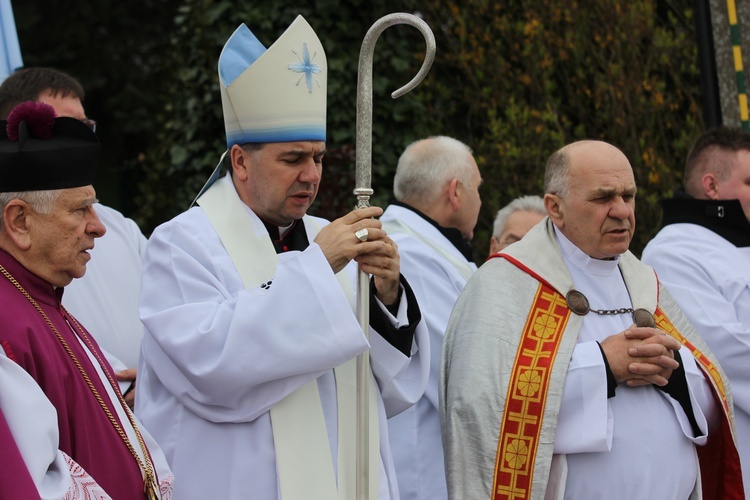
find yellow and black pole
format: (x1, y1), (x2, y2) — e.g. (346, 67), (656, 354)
(726, 0), (750, 129)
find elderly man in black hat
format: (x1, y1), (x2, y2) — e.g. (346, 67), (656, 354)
(0, 101), (173, 499)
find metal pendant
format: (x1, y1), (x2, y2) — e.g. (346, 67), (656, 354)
(565, 290), (590, 316)
(632, 308), (656, 328)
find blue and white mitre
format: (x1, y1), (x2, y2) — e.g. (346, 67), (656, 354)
(219, 15), (327, 148)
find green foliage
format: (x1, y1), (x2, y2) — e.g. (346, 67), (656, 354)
(415, 0), (702, 257)
(13, 0), (176, 215)
(131, 0), (433, 232)
(14, 0), (704, 259)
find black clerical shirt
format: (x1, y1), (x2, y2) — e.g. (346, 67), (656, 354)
(660, 191), (750, 248)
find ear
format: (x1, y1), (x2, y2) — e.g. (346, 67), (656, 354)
(2, 200), (33, 250)
(701, 173), (719, 199)
(230, 144), (250, 182)
(447, 178), (461, 210)
(489, 237), (500, 255)
(544, 193), (562, 225)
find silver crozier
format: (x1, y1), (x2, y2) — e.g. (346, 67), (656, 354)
(353, 12), (436, 500)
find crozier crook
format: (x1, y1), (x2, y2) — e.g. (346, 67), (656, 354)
(353, 13), (436, 500)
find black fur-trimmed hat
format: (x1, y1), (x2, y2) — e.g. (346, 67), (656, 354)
(0, 101), (99, 192)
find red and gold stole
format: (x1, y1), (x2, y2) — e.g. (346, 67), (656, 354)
(654, 308), (744, 500)
(492, 282), (570, 500)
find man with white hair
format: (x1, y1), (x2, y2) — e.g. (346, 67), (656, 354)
(489, 195), (546, 255)
(0, 67), (148, 407)
(382, 135), (481, 500)
(0, 102), (172, 499)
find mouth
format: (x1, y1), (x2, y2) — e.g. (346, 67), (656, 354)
(604, 228), (631, 239)
(290, 192), (314, 203)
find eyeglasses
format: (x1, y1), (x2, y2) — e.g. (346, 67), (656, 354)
(81, 118), (97, 133)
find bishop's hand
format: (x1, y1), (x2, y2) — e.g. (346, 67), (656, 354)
(313, 206), (386, 274)
(355, 234), (400, 307)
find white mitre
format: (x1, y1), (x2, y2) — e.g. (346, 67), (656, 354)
(219, 15), (327, 148)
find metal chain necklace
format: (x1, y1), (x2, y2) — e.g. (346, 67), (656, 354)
(565, 289), (656, 328)
(0, 264), (159, 500)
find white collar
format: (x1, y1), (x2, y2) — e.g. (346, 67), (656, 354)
(553, 225), (621, 277)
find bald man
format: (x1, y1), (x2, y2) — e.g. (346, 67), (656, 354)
(441, 140), (742, 499)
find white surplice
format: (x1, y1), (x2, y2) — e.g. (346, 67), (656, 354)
(136, 176), (429, 499)
(643, 222), (750, 497)
(381, 204), (476, 500)
(553, 227), (717, 499)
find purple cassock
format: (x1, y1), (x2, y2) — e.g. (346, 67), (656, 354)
(0, 248), (152, 499)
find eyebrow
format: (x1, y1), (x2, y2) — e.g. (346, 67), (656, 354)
(590, 186), (638, 197)
(278, 148), (327, 157)
(79, 197), (99, 209)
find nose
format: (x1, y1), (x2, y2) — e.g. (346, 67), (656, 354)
(608, 196), (630, 220)
(87, 207), (107, 238)
(299, 157), (322, 185)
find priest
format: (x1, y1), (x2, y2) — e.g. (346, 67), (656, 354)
(0, 101), (173, 499)
(382, 136), (481, 500)
(440, 140), (743, 499)
(135, 15), (428, 500)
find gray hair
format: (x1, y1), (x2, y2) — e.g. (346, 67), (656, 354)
(492, 195), (546, 238)
(393, 136), (475, 205)
(544, 147), (570, 198)
(0, 190), (61, 229)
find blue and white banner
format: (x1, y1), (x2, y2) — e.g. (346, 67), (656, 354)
(0, 0), (22, 83)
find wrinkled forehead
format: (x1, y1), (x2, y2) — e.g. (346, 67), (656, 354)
(568, 144), (636, 192)
(56, 185), (97, 206)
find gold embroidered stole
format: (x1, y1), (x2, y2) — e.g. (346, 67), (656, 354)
(197, 177), (379, 499)
(655, 307), (743, 499)
(492, 283), (571, 500)
(654, 308), (729, 412)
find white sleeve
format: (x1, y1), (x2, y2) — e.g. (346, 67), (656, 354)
(658, 347), (718, 444)
(553, 340), (612, 453)
(138, 218), (373, 423)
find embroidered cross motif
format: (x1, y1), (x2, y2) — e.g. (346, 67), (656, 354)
(288, 43), (321, 93)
